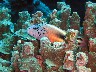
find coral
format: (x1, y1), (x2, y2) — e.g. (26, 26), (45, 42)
(87, 52), (96, 72)
(76, 52), (91, 72)
(19, 57), (42, 72)
(63, 51), (90, 72)
(76, 36), (89, 52)
(0, 63), (12, 72)
(11, 1), (96, 71)
(40, 37), (66, 71)
(69, 12), (80, 31)
(14, 29), (36, 41)
(16, 11), (31, 31)
(65, 29), (79, 51)
(66, 29), (79, 42)
(39, 36), (84, 71)
(0, 58), (13, 72)
(0, 33), (16, 63)
(57, 2), (71, 30)
(0, 6), (15, 72)
(48, 2), (81, 35)
(50, 9), (57, 19)
(49, 18), (61, 27)
(0, 7), (11, 21)
(63, 51), (75, 71)
(51, 2), (80, 31)
(8, 0), (51, 22)
(83, 1), (96, 38)
(57, 2), (66, 10)
(49, 9), (61, 27)
(0, 7), (14, 36)
(0, 1), (96, 72)
(31, 11), (46, 24)
(77, 66), (91, 72)
(76, 52), (88, 67)
(18, 11), (31, 23)
(21, 42), (35, 56)
(89, 38), (96, 52)
(11, 41), (42, 72)
(0, 40), (9, 54)
(0, 6), (14, 55)
(0, 58), (10, 66)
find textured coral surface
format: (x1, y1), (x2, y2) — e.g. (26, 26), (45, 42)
(0, 1), (96, 72)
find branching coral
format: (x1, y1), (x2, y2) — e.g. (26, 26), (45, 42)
(11, 41), (42, 72)
(0, 33), (14, 55)
(16, 11), (31, 30)
(14, 29), (36, 41)
(89, 38), (96, 52)
(57, 2), (71, 30)
(40, 37), (66, 71)
(0, 1), (96, 72)
(0, 7), (14, 36)
(76, 52), (91, 72)
(63, 51), (75, 71)
(31, 11), (46, 24)
(83, 1), (96, 38)
(0, 7), (11, 21)
(65, 29), (79, 51)
(49, 9), (61, 27)
(69, 12), (80, 31)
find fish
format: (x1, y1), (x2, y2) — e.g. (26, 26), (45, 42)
(27, 23), (66, 43)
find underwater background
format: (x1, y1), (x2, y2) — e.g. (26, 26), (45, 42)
(0, 0), (96, 72)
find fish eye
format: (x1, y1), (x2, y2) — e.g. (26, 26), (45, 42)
(51, 43), (53, 46)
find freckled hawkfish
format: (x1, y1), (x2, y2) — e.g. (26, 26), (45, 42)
(27, 23), (66, 43)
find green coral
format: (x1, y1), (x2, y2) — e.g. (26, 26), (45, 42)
(0, 33), (14, 53)
(0, 7), (11, 21)
(0, 58), (12, 72)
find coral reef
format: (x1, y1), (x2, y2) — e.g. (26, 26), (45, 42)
(83, 1), (96, 38)
(11, 40), (42, 72)
(17, 11), (31, 29)
(57, 2), (71, 30)
(40, 37), (66, 71)
(0, 1), (96, 72)
(63, 51), (75, 71)
(76, 52), (91, 72)
(89, 38), (96, 52)
(69, 12), (80, 31)
(31, 11), (46, 24)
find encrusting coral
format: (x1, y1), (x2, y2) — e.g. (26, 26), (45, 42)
(0, 1), (96, 72)
(40, 37), (66, 71)
(0, 6), (14, 38)
(69, 12), (80, 31)
(11, 40), (42, 72)
(57, 2), (71, 30)
(63, 51), (75, 71)
(83, 1), (96, 38)
(89, 38), (96, 52)
(31, 11), (46, 24)
(76, 52), (91, 72)
(16, 11), (31, 31)
(49, 9), (61, 27)
(0, 6), (15, 72)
